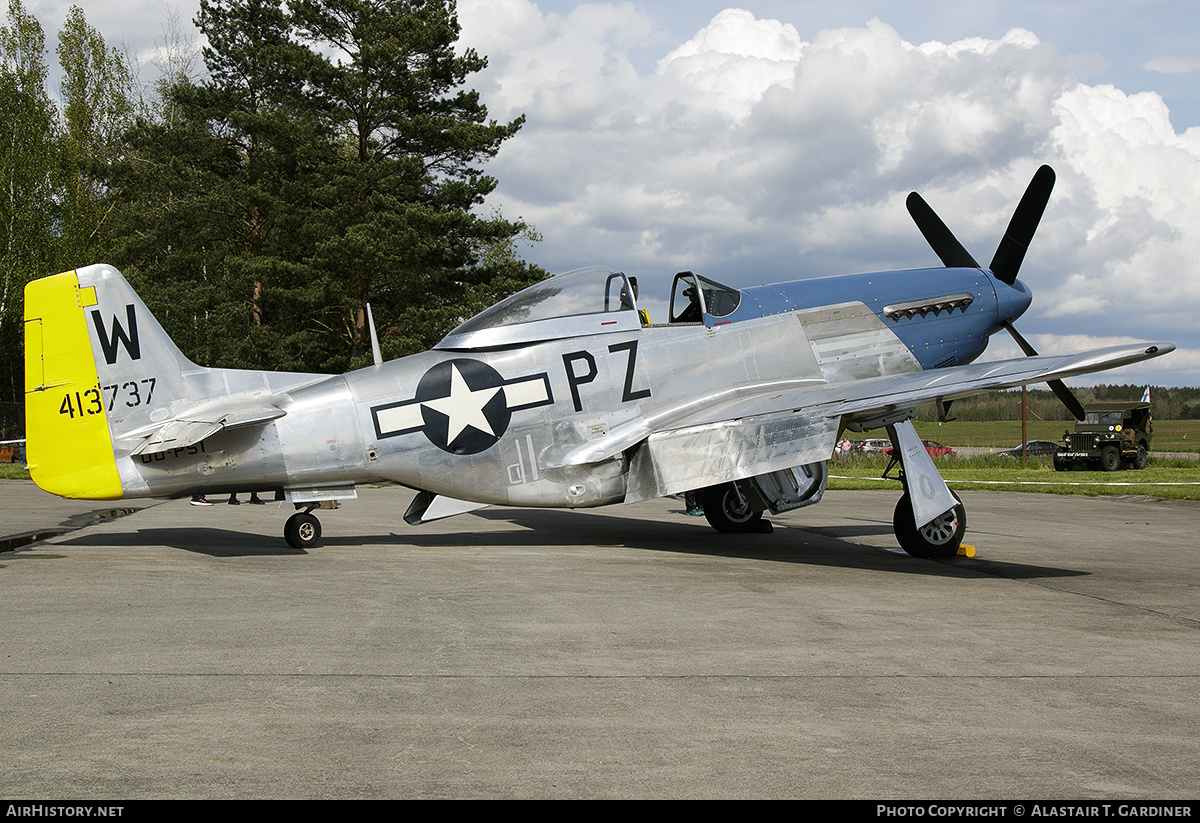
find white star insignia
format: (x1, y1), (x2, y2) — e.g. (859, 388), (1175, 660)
(422, 363), (502, 444)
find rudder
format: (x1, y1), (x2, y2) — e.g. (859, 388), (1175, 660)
(24, 270), (123, 498)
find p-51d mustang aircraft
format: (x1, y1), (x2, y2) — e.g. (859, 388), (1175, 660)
(24, 166), (1172, 556)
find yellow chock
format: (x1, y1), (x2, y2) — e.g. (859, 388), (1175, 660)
(957, 544), (976, 558)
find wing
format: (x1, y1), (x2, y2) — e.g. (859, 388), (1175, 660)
(805, 341), (1174, 424)
(558, 341), (1173, 501)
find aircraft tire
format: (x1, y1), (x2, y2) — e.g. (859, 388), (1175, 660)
(1100, 444), (1121, 472)
(702, 484), (764, 533)
(893, 492), (965, 559)
(285, 512), (322, 549)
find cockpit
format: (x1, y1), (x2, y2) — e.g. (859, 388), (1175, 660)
(435, 266), (744, 350)
(667, 271), (742, 323)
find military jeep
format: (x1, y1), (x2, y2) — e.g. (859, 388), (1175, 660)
(1054, 402), (1152, 471)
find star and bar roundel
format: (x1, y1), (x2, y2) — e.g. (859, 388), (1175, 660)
(370, 359), (553, 455)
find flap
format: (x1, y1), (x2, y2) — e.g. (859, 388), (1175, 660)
(624, 411), (841, 503)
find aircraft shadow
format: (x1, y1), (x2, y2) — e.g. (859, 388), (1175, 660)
(45, 509), (1088, 579)
(0, 506), (149, 547)
(52, 527), (305, 557)
(451, 508), (1089, 580)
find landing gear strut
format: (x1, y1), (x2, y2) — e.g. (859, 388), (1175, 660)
(884, 419), (967, 559)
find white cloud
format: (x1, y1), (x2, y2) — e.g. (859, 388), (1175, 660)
(1143, 56), (1200, 74)
(458, 1), (1200, 385)
(1042, 83), (1200, 333)
(656, 8), (804, 119)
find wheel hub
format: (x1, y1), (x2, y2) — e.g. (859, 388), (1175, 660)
(919, 510), (960, 545)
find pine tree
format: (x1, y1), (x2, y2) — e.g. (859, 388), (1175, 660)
(56, 4), (136, 268)
(110, 0), (545, 373)
(288, 0), (539, 366)
(0, 0), (58, 402)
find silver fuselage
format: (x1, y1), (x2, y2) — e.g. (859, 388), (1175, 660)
(118, 269), (997, 506)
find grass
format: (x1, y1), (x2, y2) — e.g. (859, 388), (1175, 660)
(0, 463), (29, 480)
(829, 452), (1200, 500)
(4, 447), (1196, 500)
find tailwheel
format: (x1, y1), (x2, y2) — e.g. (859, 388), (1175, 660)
(702, 484), (764, 533)
(285, 511), (322, 549)
(893, 491), (966, 559)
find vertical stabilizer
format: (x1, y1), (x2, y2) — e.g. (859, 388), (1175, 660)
(24, 264), (203, 498)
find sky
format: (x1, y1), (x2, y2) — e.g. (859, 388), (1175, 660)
(24, 0), (1200, 388)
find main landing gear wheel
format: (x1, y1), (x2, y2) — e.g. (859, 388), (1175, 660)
(285, 511), (322, 549)
(893, 491), (966, 559)
(703, 484), (764, 533)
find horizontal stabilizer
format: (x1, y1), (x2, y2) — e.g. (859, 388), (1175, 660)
(123, 403), (286, 455)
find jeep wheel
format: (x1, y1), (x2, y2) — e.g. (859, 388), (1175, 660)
(1133, 444), (1148, 470)
(1100, 444), (1121, 472)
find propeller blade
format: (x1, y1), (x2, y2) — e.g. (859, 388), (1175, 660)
(1047, 379), (1086, 421)
(905, 191), (980, 269)
(1003, 321), (1038, 357)
(1003, 322), (1086, 420)
(989, 165), (1055, 285)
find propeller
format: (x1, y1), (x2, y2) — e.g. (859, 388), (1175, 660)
(906, 165), (1086, 421)
(1002, 322), (1087, 420)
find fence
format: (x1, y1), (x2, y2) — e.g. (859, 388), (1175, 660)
(854, 418), (1200, 456)
(0, 402), (21, 442)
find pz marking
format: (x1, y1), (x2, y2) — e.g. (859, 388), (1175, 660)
(562, 340), (653, 412)
(608, 340), (652, 403)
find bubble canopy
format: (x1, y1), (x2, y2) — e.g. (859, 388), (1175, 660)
(436, 267), (642, 350)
